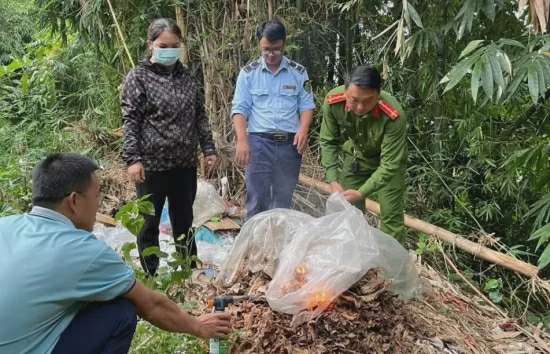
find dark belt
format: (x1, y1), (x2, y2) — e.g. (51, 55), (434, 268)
(250, 132), (295, 143)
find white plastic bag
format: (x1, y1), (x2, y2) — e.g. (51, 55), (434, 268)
(192, 180), (225, 227)
(93, 224), (135, 251)
(218, 193), (419, 317)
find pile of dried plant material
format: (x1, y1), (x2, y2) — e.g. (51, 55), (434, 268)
(177, 263), (548, 354)
(96, 157), (135, 215)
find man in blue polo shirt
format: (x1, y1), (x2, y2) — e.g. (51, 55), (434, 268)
(232, 19), (315, 219)
(0, 153), (231, 354)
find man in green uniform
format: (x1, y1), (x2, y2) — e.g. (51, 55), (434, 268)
(320, 66), (407, 242)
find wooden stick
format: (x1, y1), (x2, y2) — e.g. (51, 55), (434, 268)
(298, 174), (539, 278)
(96, 213), (117, 226)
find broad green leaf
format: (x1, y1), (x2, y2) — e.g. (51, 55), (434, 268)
(121, 242), (136, 263)
(489, 54), (504, 100)
(142, 246), (168, 258)
(460, 40), (485, 59)
(484, 278), (501, 291)
(529, 223), (550, 250)
(407, 2), (423, 29)
(504, 69), (526, 101)
(527, 62), (540, 104)
(538, 244), (550, 270)
(497, 51), (512, 75)
(442, 55), (479, 92)
(498, 38), (526, 48)
(536, 60), (547, 101)
(471, 60), (482, 102)
(481, 56), (494, 100)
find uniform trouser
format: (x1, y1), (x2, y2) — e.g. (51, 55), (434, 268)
(136, 167), (197, 275)
(52, 298), (137, 354)
(339, 155), (406, 243)
(245, 134), (302, 219)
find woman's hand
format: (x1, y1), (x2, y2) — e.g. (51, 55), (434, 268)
(128, 162), (145, 184)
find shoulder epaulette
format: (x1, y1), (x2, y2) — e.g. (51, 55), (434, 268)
(243, 59), (261, 73)
(377, 100), (400, 120)
(326, 93), (346, 105)
(288, 60), (305, 74)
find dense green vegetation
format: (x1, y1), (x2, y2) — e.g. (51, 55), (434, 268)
(1, 0), (549, 349)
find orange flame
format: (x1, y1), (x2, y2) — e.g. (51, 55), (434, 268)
(305, 289), (332, 311)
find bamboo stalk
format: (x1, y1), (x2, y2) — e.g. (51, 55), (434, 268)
(105, 0), (135, 68)
(175, 4), (190, 65)
(298, 174), (539, 278)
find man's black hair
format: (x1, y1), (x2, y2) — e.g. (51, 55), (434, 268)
(345, 66), (382, 92)
(32, 153), (99, 208)
(256, 19), (287, 42)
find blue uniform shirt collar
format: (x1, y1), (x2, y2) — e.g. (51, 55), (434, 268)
(29, 206), (75, 227)
(260, 56), (289, 75)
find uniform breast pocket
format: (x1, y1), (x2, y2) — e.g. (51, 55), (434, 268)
(279, 89), (299, 112)
(250, 89), (269, 108)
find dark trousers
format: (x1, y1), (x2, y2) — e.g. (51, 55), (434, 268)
(136, 167), (197, 275)
(52, 298), (137, 354)
(245, 134), (302, 219)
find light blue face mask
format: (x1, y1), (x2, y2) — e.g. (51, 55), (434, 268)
(152, 47), (181, 66)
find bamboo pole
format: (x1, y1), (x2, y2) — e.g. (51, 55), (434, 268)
(175, 4), (190, 65)
(105, 0), (135, 68)
(298, 174), (540, 278)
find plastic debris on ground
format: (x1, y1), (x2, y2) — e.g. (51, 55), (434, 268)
(217, 193), (420, 321)
(193, 179), (226, 227)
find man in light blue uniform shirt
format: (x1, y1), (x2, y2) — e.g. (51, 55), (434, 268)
(232, 19), (315, 218)
(0, 153), (231, 354)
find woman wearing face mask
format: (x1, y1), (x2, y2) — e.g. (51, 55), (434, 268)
(121, 18), (218, 276)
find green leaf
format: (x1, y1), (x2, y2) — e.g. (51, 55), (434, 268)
(481, 56), (494, 100)
(442, 55), (479, 92)
(489, 53), (504, 100)
(529, 223), (550, 250)
(497, 51), (512, 75)
(538, 244), (550, 270)
(527, 62), (540, 104)
(484, 278), (502, 291)
(460, 40), (485, 59)
(121, 242), (136, 263)
(407, 2), (423, 29)
(142, 246), (168, 258)
(536, 60), (547, 101)
(497, 38), (526, 48)
(471, 60), (482, 102)
(20, 73), (30, 95)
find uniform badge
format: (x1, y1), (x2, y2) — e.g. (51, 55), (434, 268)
(303, 80), (312, 93)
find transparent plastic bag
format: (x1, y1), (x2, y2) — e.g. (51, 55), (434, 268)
(218, 193), (420, 317)
(192, 180), (225, 227)
(216, 209), (314, 285)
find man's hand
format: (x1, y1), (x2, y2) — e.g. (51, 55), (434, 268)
(196, 312), (232, 339)
(343, 189), (364, 204)
(329, 181), (344, 194)
(293, 128), (309, 154)
(235, 139), (250, 167)
(128, 162), (145, 183)
(204, 154), (219, 176)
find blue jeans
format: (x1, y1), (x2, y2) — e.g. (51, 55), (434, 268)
(245, 134), (302, 219)
(52, 298), (137, 354)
